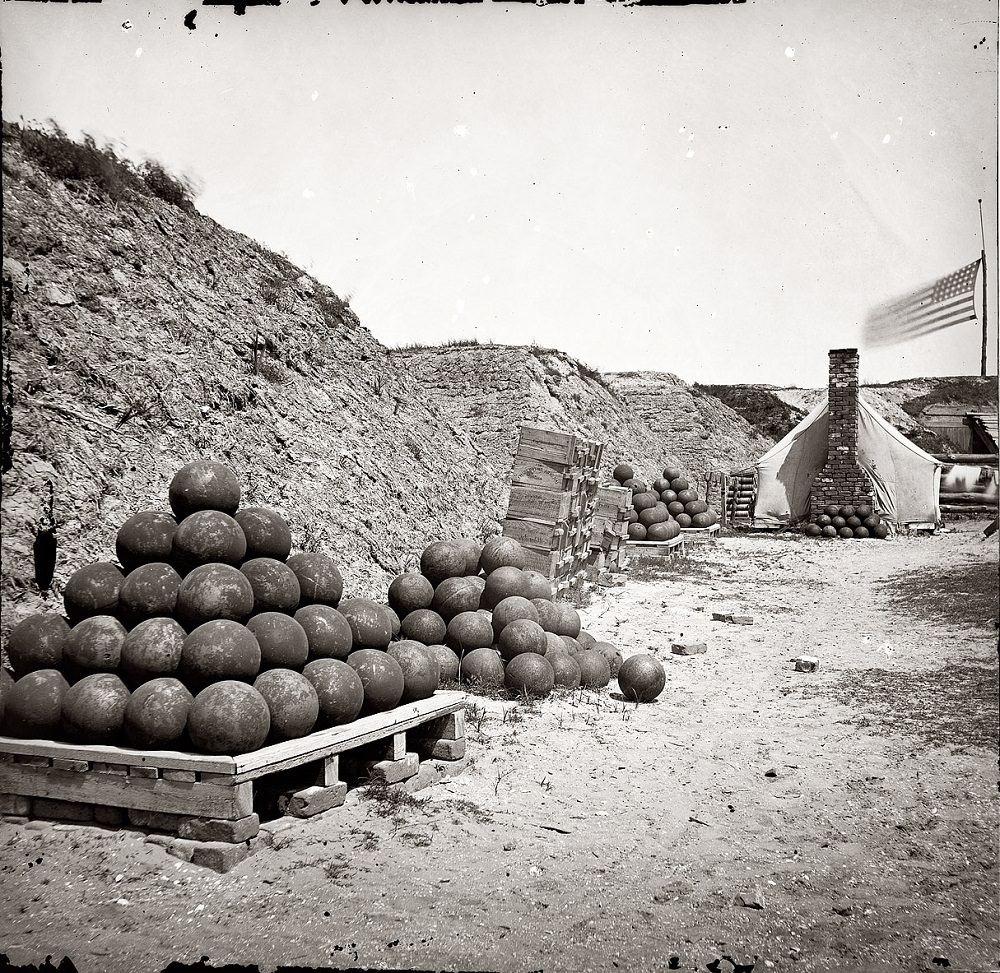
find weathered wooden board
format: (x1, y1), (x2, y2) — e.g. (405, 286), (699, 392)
(502, 517), (568, 552)
(506, 485), (573, 523)
(516, 426), (576, 466)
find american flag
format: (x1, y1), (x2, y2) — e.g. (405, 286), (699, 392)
(863, 259), (981, 347)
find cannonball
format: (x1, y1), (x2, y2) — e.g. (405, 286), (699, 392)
(504, 653), (554, 698)
(445, 611), (494, 654)
(180, 618), (261, 689)
(821, 525), (838, 538)
(561, 635), (584, 656)
(804, 524), (823, 537)
(295, 605), (353, 660)
(662, 466), (682, 481)
(617, 653), (666, 702)
(628, 523), (647, 541)
(522, 570), (555, 601)
(254, 668), (319, 742)
(6, 613), (70, 676)
(577, 630), (597, 649)
(338, 598), (393, 650)
(478, 536), (528, 575)
(303, 658), (365, 726)
(347, 648), (405, 714)
(612, 463), (634, 483)
(669, 478), (689, 493)
(549, 652), (581, 689)
(497, 618), (547, 661)
(234, 506), (292, 561)
(168, 460), (242, 520)
(838, 527), (855, 539)
(171, 510), (247, 574)
(63, 615), (127, 675)
(400, 608), (448, 646)
(666, 501), (685, 517)
(453, 537), (485, 577)
(123, 677), (194, 748)
(63, 562), (125, 625)
(62, 673), (130, 744)
(855, 504), (874, 520)
(388, 572), (435, 617)
(384, 605), (401, 639)
(458, 646), (504, 690)
(186, 681), (270, 754)
(531, 598), (560, 633)
(432, 576), (485, 622)
(175, 563), (254, 630)
(116, 511), (178, 572)
(481, 566), (529, 609)
(5, 669), (70, 738)
(420, 540), (468, 586)
(0, 668), (14, 724)
(491, 595), (539, 641)
(118, 562), (182, 628)
(120, 617), (186, 687)
(240, 557), (301, 614)
(544, 632), (568, 656)
(552, 603), (582, 639)
(675, 513), (693, 528)
(591, 641), (624, 678)
(577, 650), (611, 689)
(246, 612), (309, 670)
(286, 552), (344, 608)
(426, 643), (460, 683)
(854, 526), (870, 538)
(387, 640), (440, 703)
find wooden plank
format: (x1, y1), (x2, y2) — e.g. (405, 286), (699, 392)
(227, 691), (467, 781)
(516, 426), (576, 465)
(0, 736), (236, 775)
(506, 485), (573, 523)
(502, 517), (567, 552)
(0, 764), (252, 819)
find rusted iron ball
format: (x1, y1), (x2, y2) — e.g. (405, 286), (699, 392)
(168, 460), (242, 520)
(63, 562), (125, 625)
(172, 510), (247, 574)
(175, 563), (255, 629)
(286, 552), (344, 608)
(187, 681), (270, 754)
(6, 613), (70, 677)
(234, 506), (292, 561)
(116, 511), (178, 572)
(240, 557), (301, 614)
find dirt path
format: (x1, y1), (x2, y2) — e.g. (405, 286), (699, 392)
(1, 521), (997, 973)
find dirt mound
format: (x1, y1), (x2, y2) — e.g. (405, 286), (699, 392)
(1, 134), (504, 637)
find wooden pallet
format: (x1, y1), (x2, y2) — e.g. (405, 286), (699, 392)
(0, 691), (469, 839)
(625, 536), (686, 556)
(680, 524), (720, 543)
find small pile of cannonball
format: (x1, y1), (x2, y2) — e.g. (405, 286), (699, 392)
(611, 463), (720, 541)
(802, 503), (889, 539)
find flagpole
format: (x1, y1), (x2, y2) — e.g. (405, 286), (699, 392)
(979, 199), (988, 377)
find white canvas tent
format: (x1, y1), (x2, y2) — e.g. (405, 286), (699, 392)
(748, 395), (942, 528)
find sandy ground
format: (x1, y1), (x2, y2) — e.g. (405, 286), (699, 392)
(1, 520), (997, 973)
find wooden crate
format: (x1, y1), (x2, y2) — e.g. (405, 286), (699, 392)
(511, 455), (581, 493)
(0, 692), (469, 830)
(506, 485), (573, 524)
(516, 426), (577, 466)
(502, 517), (569, 553)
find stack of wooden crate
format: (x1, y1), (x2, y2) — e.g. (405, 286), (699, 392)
(502, 425), (604, 586)
(589, 484), (632, 572)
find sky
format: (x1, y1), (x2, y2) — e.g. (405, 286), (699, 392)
(1, 0), (997, 388)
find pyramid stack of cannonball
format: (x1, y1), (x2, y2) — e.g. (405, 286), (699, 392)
(384, 534), (623, 699)
(610, 464), (719, 541)
(1, 460), (377, 754)
(802, 503), (889, 540)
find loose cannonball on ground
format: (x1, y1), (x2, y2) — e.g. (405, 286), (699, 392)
(872, 523), (889, 539)
(478, 536), (527, 575)
(591, 641), (624, 678)
(63, 562), (125, 625)
(240, 557), (301, 614)
(6, 614), (70, 676)
(804, 524), (823, 537)
(617, 653), (666, 702)
(420, 540), (468, 587)
(387, 640), (440, 703)
(432, 576), (485, 622)
(491, 595), (539, 641)
(253, 668), (319, 742)
(854, 526), (870, 538)
(171, 510), (247, 574)
(522, 570), (555, 601)
(120, 617), (186, 687)
(388, 572), (435, 618)
(5, 669), (70, 738)
(531, 598), (560, 634)
(577, 650), (612, 689)
(118, 562), (183, 628)
(458, 646), (505, 690)
(175, 563), (255, 630)
(187, 681), (270, 754)
(504, 653), (554, 697)
(286, 552), (344, 608)
(838, 527), (854, 539)
(347, 648), (405, 714)
(295, 605), (353, 660)
(62, 672), (131, 744)
(549, 652), (582, 689)
(338, 598), (393, 650)
(400, 608), (448, 646)
(63, 615), (127, 675)
(453, 537), (484, 577)
(498, 618), (547, 661)
(246, 612), (310, 670)
(426, 643), (460, 683)
(234, 507), (292, 561)
(552, 603), (582, 639)
(180, 619), (261, 689)
(303, 658), (365, 726)
(169, 460), (242, 520)
(445, 611), (495, 654)
(481, 566), (529, 610)
(123, 677), (194, 748)
(116, 511), (178, 572)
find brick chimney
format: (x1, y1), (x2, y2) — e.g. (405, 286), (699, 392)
(811, 348), (874, 516)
